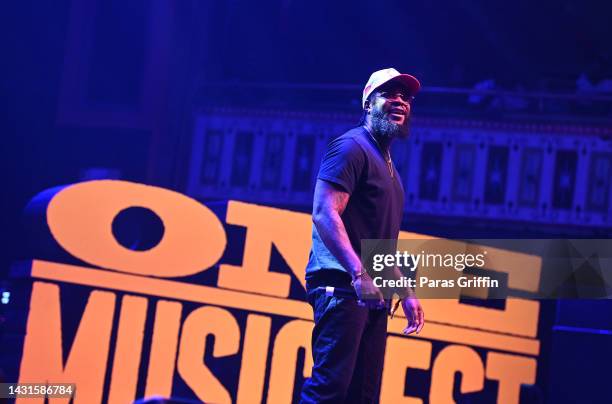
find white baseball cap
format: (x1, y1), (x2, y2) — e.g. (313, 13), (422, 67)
(362, 68), (421, 108)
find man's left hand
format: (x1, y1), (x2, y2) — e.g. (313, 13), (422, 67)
(401, 296), (424, 335)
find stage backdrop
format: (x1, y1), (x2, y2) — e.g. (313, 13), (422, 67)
(13, 180), (543, 403)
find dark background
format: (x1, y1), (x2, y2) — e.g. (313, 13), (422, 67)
(1, 1), (611, 403)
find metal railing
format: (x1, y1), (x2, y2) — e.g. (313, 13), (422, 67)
(196, 81), (612, 125)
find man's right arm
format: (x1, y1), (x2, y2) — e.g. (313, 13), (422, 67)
(312, 179), (361, 277)
(312, 179), (384, 305)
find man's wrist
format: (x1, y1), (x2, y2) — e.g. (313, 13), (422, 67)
(350, 268), (367, 285)
(395, 286), (415, 299)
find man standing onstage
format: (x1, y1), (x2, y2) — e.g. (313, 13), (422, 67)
(300, 68), (425, 404)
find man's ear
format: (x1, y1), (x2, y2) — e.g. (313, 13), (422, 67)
(364, 99), (371, 113)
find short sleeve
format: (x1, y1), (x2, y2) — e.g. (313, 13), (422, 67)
(317, 136), (366, 194)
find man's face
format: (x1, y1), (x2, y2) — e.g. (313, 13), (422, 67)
(368, 83), (413, 139)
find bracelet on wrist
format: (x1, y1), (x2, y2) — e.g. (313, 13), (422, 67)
(350, 269), (367, 285)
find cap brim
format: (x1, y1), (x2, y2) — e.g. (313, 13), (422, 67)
(387, 74), (421, 96)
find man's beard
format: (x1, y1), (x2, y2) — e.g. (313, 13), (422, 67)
(371, 108), (410, 139)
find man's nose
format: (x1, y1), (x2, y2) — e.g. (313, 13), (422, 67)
(390, 97), (409, 108)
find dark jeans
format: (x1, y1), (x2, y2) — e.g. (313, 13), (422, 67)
(300, 270), (388, 404)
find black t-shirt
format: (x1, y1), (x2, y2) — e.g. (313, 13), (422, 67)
(305, 126), (405, 276)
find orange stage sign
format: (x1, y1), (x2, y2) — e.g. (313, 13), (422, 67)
(17, 180), (541, 403)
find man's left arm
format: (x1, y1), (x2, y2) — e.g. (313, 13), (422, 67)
(390, 266), (425, 335)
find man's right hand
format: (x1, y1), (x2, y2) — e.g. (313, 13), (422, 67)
(352, 273), (385, 309)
